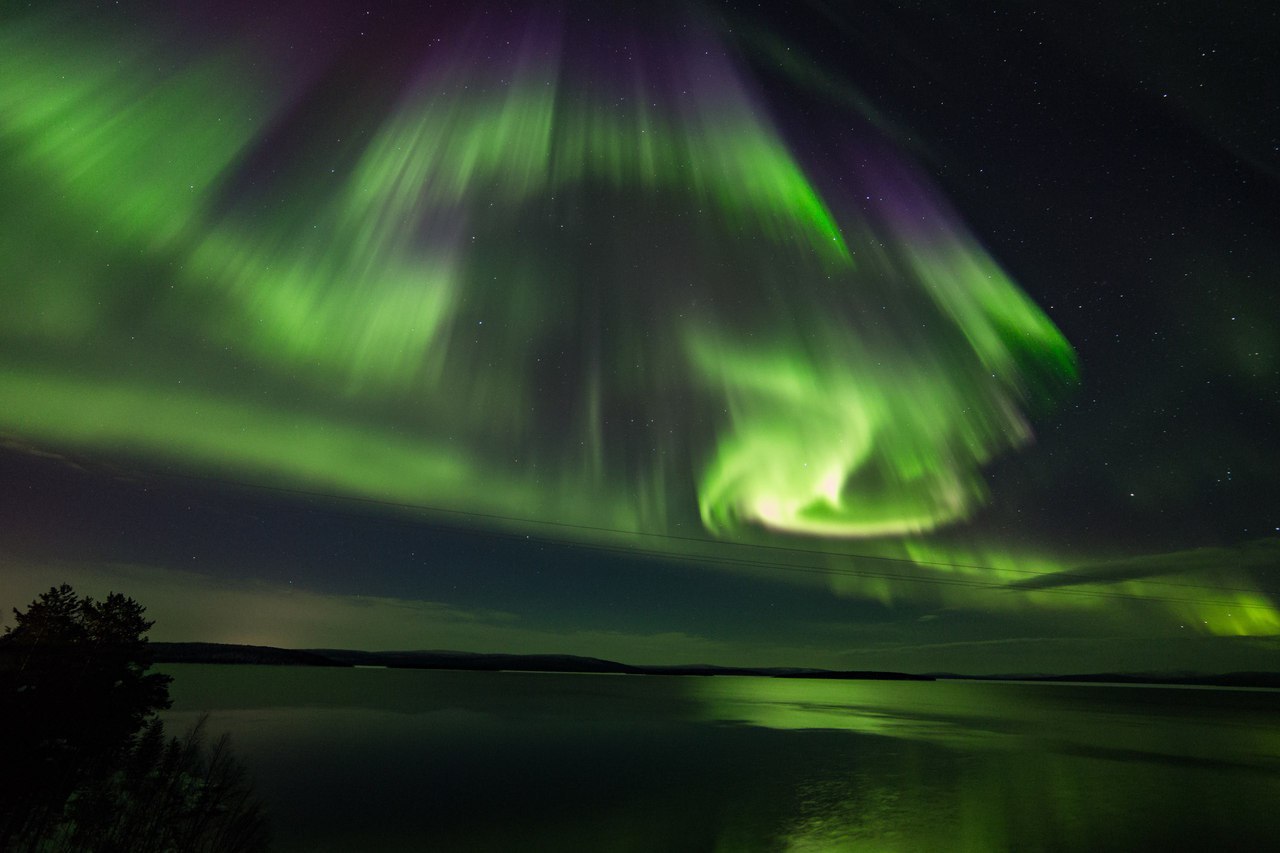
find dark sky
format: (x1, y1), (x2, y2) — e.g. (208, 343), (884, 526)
(1, 0), (1276, 673)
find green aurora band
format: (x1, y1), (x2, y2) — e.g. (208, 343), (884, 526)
(1, 6), (1274, 635)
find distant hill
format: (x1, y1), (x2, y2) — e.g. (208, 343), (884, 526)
(151, 642), (346, 667)
(150, 643), (932, 680)
(150, 645), (1277, 687)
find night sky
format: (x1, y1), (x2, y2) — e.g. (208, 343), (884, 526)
(2, 0), (1277, 674)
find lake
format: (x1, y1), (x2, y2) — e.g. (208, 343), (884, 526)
(159, 664), (1280, 852)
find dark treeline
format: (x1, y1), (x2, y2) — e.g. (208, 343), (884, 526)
(0, 584), (268, 852)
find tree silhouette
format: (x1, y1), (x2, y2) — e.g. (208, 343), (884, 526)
(1, 584), (268, 851)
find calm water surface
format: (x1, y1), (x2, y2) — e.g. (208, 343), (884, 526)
(159, 664), (1280, 852)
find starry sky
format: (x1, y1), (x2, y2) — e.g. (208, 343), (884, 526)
(1, 0), (1277, 674)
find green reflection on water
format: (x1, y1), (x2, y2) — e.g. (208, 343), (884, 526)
(689, 676), (1280, 851)
(160, 666), (1280, 852)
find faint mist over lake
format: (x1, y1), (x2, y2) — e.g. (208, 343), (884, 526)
(161, 665), (1280, 852)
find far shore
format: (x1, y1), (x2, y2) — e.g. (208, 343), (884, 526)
(150, 642), (1280, 688)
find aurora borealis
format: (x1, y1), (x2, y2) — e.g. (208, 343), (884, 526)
(2, 1), (1277, 673)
